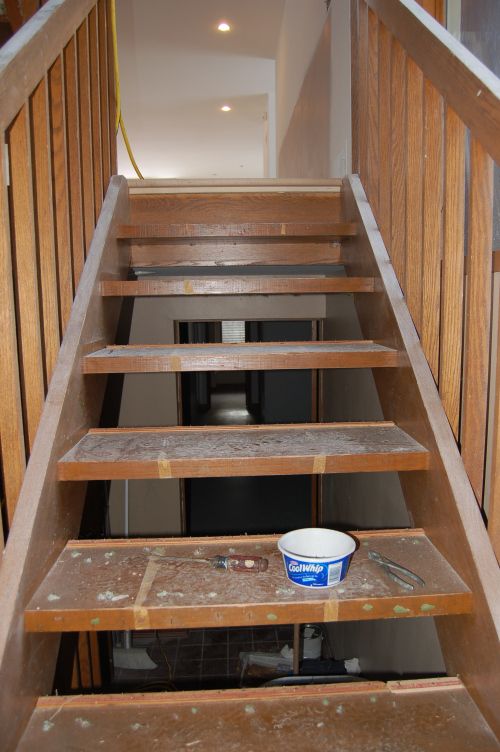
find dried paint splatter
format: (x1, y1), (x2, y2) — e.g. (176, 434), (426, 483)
(75, 718), (91, 729)
(47, 594), (60, 602)
(42, 720), (55, 732)
(244, 705), (256, 715)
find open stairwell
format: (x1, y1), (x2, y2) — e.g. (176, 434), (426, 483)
(1, 178), (498, 749)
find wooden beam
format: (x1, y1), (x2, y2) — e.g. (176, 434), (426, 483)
(366, 0), (500, 165)
(25, 530), (470, 632)
(83, 341), (402, 374)
(101, 277), (376, 297)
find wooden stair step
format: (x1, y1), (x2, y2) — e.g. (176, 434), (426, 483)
(57, 422), (429, 481)
(101, 276), (376, 296)
(130, 240), (343, 268)
(24, 530), (472, 633)
(18, 679), (499, 751)
(118, 220), (357, 240)
(83, 341), (402, 374)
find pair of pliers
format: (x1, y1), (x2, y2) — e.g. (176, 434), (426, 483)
(368, 550), (425, 591)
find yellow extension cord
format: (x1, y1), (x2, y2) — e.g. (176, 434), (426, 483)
(110, 0), (144, 179)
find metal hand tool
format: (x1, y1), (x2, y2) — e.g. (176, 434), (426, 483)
(368, 550), (425, 591)
(151, 552), (269, 573)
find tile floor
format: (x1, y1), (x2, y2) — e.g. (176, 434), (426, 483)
(113, 625), (296, 691)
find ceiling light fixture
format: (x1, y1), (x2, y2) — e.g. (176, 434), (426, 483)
(221, 105), (232, 112)
(217, 21), (231, 32)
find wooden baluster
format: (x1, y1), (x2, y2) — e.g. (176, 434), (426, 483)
(487, 286), (500, 558)
(358, 0), (368, 183)
(98, 0), (111, 189)
(350, 0), (359, 173)
(377, 22), (391, 251)
(405, 58), (424, 333)
(107, 0), (118, 175)
(76, 19), (95, 256)
(48, 54), (73, 334)
(89, 6), (104, 217)
(367, 8), (379, 215)
(30, 78), (60, 384)
(63, 35), (85, 289)
(439, 106), (465, 438)
(390, 38), (406, 288)
(461, 138), (494, 503)
(7, 104), (46, 449)
(0, 140), (26, 524)
(421, 79), (444, 382)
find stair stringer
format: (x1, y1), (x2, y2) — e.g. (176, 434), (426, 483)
(342, 174), (500, 734)
(0, 176), (130, 751)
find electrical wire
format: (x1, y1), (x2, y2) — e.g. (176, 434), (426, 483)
(110, 0), (144, 179)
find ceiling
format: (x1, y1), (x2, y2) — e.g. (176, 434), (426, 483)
(116, 0), (286, 179)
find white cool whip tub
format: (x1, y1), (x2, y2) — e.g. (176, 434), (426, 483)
(278, 528), (356, 589)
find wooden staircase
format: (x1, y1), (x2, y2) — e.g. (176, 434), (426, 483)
(2, 179), (498, 749)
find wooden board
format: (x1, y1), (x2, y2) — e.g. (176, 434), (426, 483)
(128, 192), (344, 224)
(118, 221), (357, 240)
(25, 530), (471, 632)
(101, 277), (376, 297)
(57, 422), (429, 481)
(342, 175), (500, 735)
(17, 679), (500, 752)
(83, 341), (402, 374)
(129, 241), (343, 268)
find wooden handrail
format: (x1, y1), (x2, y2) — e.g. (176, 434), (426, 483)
(0, 0), (117, 538)
(365, 0), (500, 165)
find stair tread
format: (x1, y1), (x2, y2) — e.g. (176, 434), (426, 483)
(18, 679), (499, 751)
(118, 220), (357, 239)
(25, 530), (471, 633)
(83, 341), (401, 374)
(57, 422), (429, 481)
(101, 276), (375, 295)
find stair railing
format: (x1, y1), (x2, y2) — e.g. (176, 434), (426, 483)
(0, 0), (117, 541)
(351, 0), (500, 557)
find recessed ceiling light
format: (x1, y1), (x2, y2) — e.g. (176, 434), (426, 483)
(217, 21), (231, 32)
(221, 105), (232, 112)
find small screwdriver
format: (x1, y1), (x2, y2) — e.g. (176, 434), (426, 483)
(152, 552), (269, 573)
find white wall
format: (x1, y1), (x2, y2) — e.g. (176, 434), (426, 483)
(329, 0), (352, 176)
(275, 0), (329, 153)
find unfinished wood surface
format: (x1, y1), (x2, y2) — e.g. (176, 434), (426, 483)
(405, 57), (424, 333)
(421, 79), (443, 381)
(63, 35), (85, 289)
(48, 54), (73, 334)
(30, 77), (60, 383)
(0, 0), (95, 131)
(343, 175), (500, 734)
(377, 21), (391, 248)
(8, 104), (46, 449)
(128, 191), (344, 225)
(358, 0), (368, 181)
(389, 38), (406, 288)
(367, 8), (379, 215)
(25, 530), (470, 632)
(366, 0), (500, 165)
(461, 138), (494, 503)
(101, 276), (376, 297)
(439, 106), (465, 437)
(119, 221), (357, 241)
(76, 20), (95, 255)
(57, 422), (429, 481)
(0, 142), (26, 522)
(97, 0), (111, 189)
(88, 5), (103, 217)
(0, 177), (129, 752)
(130, 241), (343, 268)
(83, 341), (402, 374)
(128, 179), (342, 193)
(17, 679), (500, 752)
(488, 289), (500, 560)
